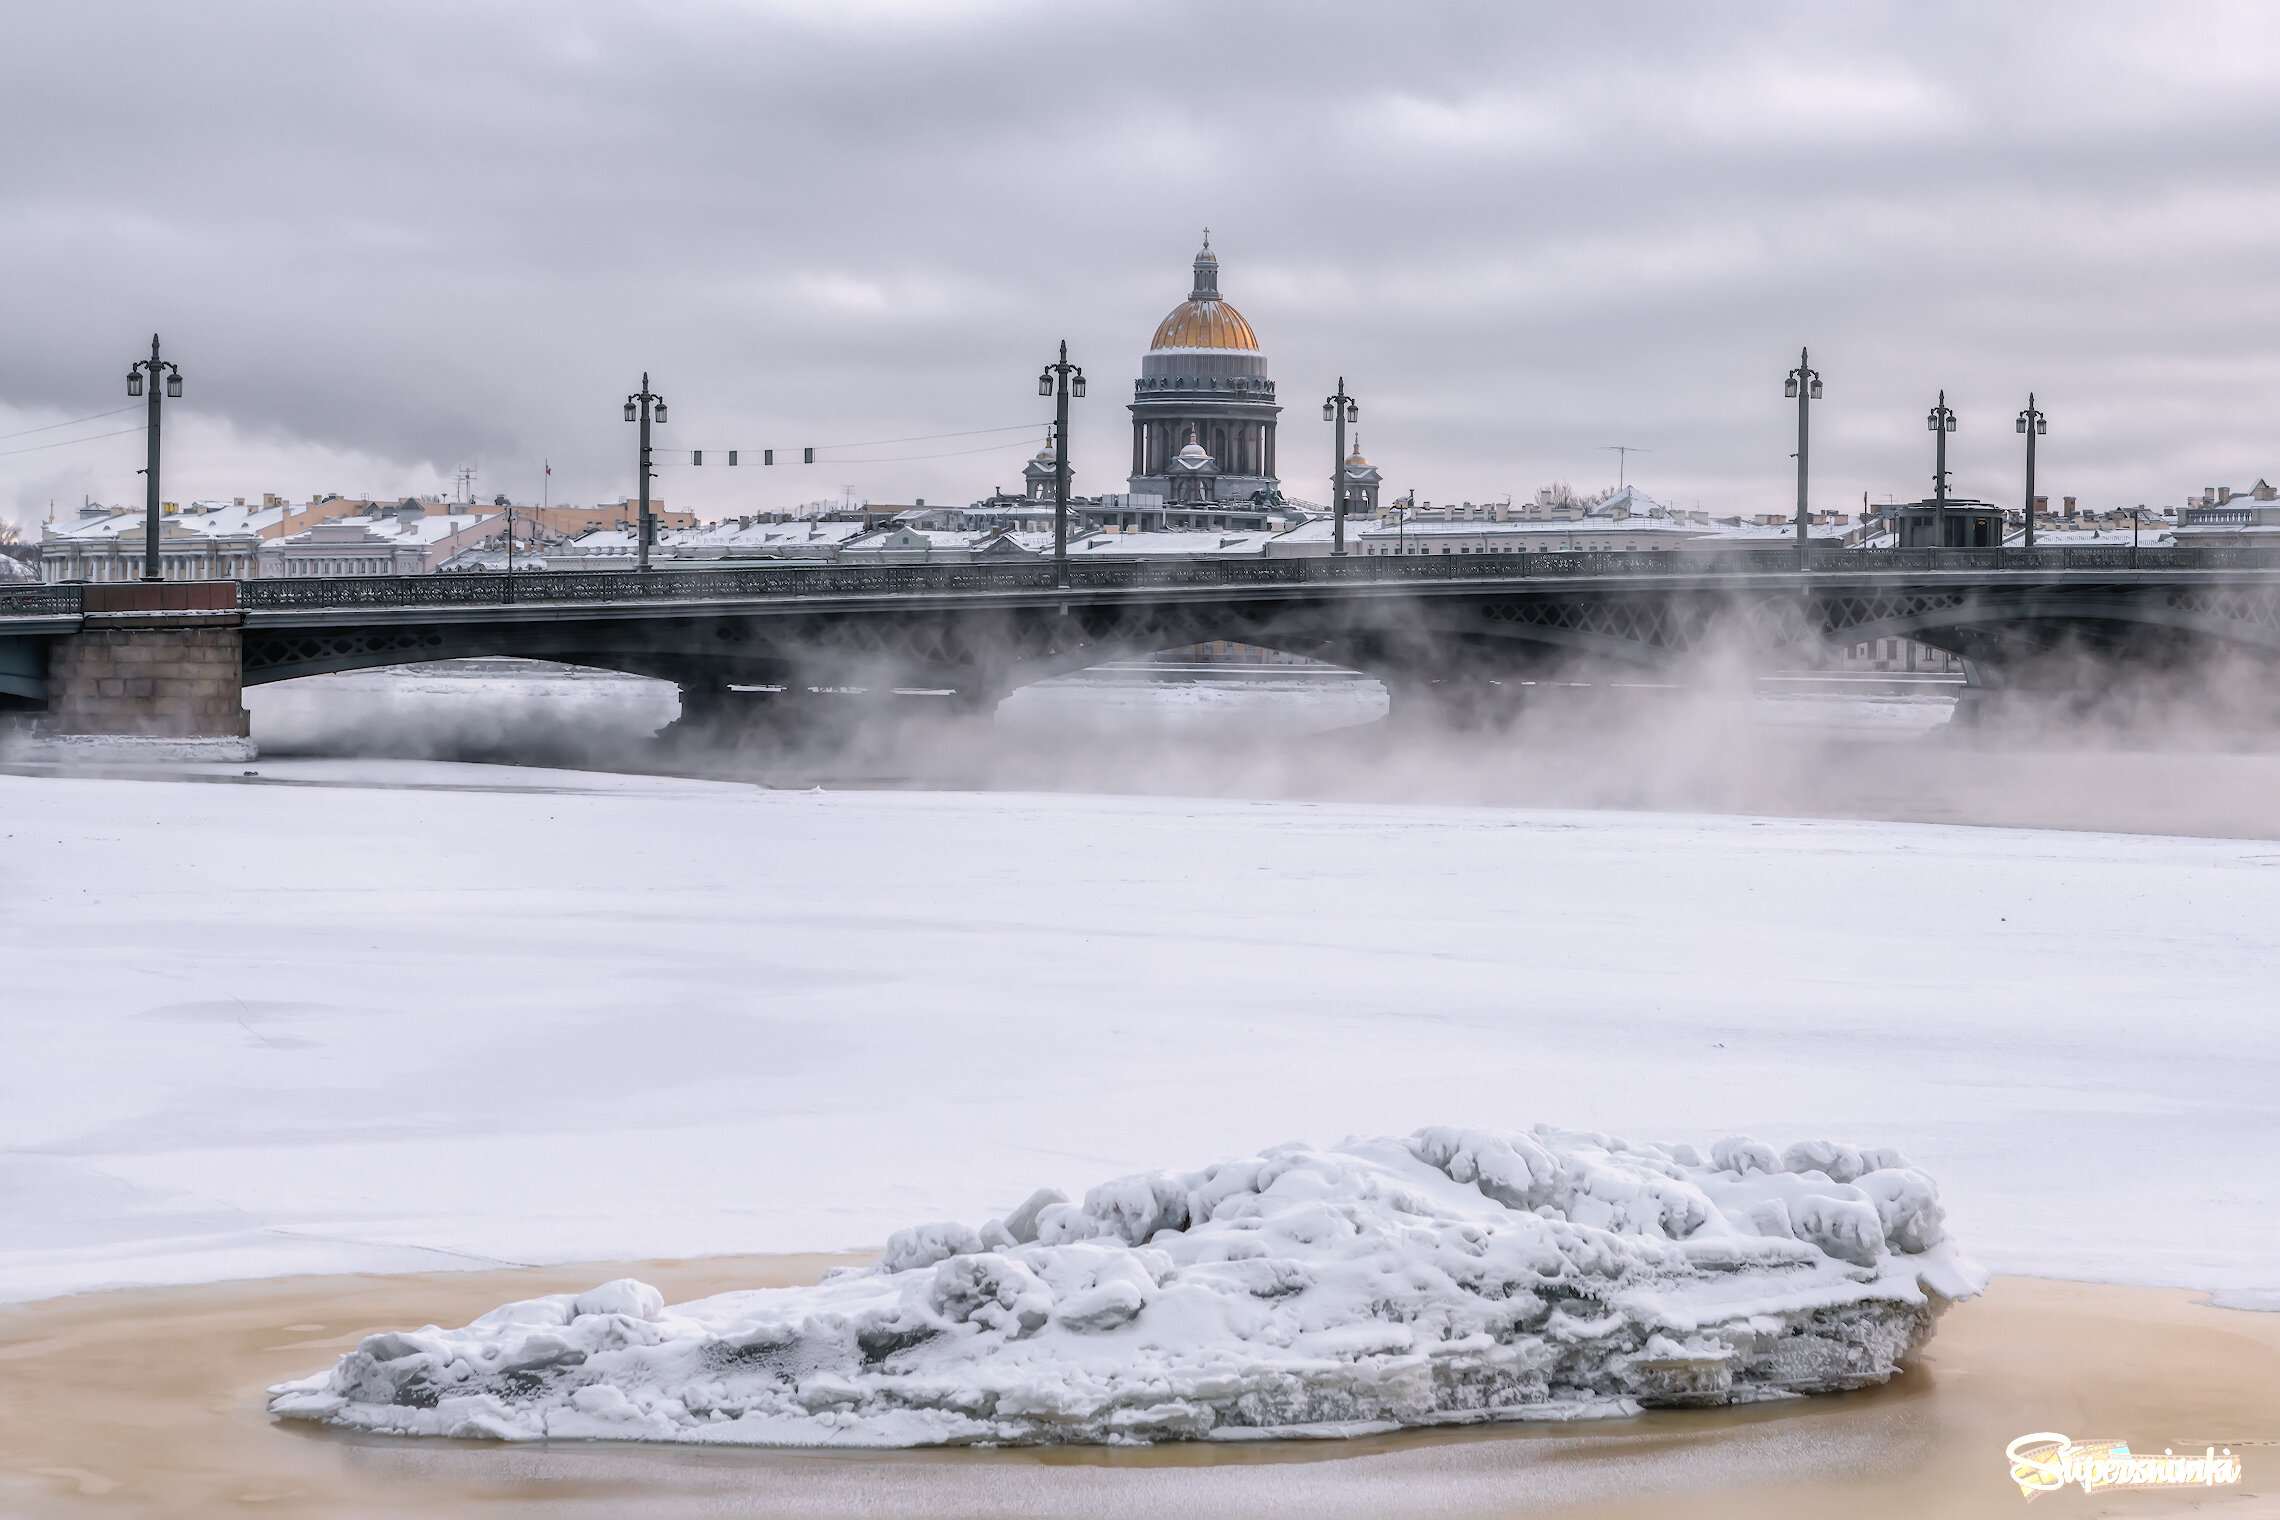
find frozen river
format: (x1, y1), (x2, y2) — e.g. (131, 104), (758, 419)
(3, 746), (2275, 1308)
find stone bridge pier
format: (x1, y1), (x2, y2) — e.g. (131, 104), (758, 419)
(13, 583), (252, 755)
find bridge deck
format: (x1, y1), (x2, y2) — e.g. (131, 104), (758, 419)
(8, 544), (2279, 630)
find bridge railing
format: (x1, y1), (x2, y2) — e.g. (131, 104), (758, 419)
(238, 543), (2280, 606)
(0, 584), (86, 617)
(8, 543), (2278, 623)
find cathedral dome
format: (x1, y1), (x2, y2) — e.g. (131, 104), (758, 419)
(1149, 236), (1260, 353)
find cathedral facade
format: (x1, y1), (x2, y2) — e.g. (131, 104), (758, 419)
(1127, 237), (1280, 508)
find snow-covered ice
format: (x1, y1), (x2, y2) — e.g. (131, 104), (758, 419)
(268, 1126), (1983, 1445)
(1, 762), (2274, 1310)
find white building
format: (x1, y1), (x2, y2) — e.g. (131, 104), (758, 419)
(40, 501), (282, 581)
(837, 526), (1036, 564)
(547, 519), (873, 570)
(261, 503), (503, 576)
(261, 519), (429, 577)
(40, 497), (520, 579)
(2174, 481), (2276, 547)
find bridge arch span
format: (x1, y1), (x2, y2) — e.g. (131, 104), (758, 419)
(1809, 588), (2280, 675)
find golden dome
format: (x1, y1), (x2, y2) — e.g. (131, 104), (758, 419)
(1149, 235), (1261, 352)
(1150, 299), (1259, 352)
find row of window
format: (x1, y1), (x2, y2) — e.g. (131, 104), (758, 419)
(43, 553), (399, 580)
(44, 555), (259, 581)
(281, 558), (398, 576)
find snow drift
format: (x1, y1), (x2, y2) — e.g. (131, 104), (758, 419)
(269, 1126), (1985, 1446)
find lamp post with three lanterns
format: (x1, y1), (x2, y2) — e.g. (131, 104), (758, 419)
(2016, 396), (2047, 551)
(1926, 391), (1957, 550)
(1038, 342), (1086, 588)
(1324, 379), (1358, 556)
(125, 335), (183, 583)
(1783, 349), (1821, 567)
(624, 375), (667, 572)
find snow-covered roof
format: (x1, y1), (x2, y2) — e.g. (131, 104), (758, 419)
(42, 503), (286, 541)
(563, 521), (870, 555)
(1065, 529), (1278, 557)
(275, 511), (494, 547)
(673, 520), (870, 548)
(844, 527), (1003, 550)
(1359, 517), (1696, 541)
(2022, 524), (2174, 545)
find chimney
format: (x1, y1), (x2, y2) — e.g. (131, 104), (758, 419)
(2032, 495), (2048, 515)
(2063, 497), (2077, 517)
(2219, 486), (2233, 504)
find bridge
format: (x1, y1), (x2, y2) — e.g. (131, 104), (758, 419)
(5, 544), (2280, 741)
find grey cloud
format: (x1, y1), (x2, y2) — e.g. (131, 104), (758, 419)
(5, 0), (2278, 524)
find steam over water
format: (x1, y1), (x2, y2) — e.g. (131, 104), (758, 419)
(241, 655), (2280, 840)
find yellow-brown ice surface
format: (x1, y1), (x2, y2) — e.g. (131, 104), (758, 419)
(2, 1261), (2275, 1518)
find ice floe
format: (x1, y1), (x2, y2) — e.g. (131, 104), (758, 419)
(269, 1125), (1985, 1446)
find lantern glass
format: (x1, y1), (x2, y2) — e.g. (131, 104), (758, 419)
(1809, 378), (1822, 399)
(2017, 416), (2027, 433)
(1039, 375), (1053, 397)
(1944, 415), (1956, 432)
(1071, 374), (1085, 398)
(2036, 417), (2047, 435)
(1322, 401), (1334, 420)
(166, 372), (181, 398)
(127, 372), (144, 397)
(1347, 402), (1359, 422)
(624, 400), (637, 422)
(1927, 414), (1938, 431)
(652, 401), (666, 423)
(1785, 377), (1798, 398)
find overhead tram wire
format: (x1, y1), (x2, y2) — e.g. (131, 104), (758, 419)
(0, 404), (140, 443)
(661, 440), (1034, 468)
(811, 422), (1040, 451)
(825, 439), (1036, 465)
(652, 423), (1046, 469)
(0, 425), (147, 460)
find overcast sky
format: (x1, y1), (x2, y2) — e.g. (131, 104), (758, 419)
(4, 0), (2277, 531)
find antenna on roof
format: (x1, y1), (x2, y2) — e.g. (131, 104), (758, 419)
(1598, 444), (1651, 490)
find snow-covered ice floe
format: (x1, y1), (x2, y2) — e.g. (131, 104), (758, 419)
(269, 1127), (1985, 1446)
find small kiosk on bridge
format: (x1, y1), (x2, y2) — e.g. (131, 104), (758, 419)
(1879, 498), (2007, 549)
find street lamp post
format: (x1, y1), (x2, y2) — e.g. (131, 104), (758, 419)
(1926, 391), (1957, 550)
(1038, 341), (1086, 589)
(1323, 379), (1358, 556)
(1784, 348), (1822, 567)
(623, 373), (667, 571)
(125, 334), (183, 583)
(2015, 395), (2047, 552)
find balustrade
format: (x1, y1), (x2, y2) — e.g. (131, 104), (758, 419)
(5, 545), (2279, 624)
